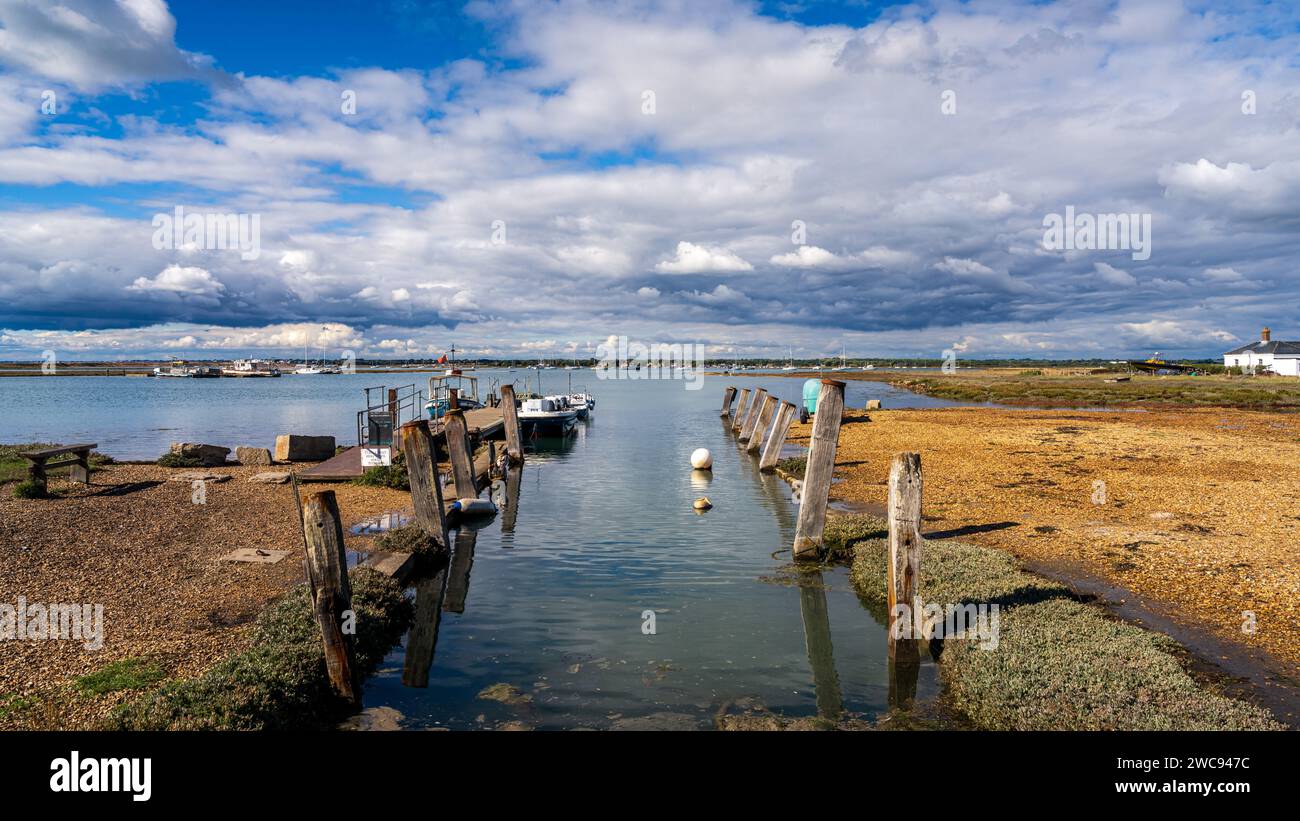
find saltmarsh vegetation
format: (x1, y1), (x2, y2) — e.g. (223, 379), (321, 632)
(886, 371), (1300, 409)
(107, 567), (412, 730)
(844, 516), (1282, 730)
(75, 658), (166, 696)
(352, 449), (410, 491)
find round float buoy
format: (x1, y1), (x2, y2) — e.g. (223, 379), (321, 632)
(690, 448), (713, 470)
(693, 496), (713, 511)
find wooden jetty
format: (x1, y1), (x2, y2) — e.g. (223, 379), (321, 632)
(299, 406), (505, 482)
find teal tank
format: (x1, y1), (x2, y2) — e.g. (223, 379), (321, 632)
(802, 379), (821, 413)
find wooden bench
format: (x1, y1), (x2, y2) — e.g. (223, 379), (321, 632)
(20, 443), (97, 492)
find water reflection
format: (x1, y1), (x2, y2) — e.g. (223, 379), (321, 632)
(797, 571), (843, 721)
(402, 556), (449, 689)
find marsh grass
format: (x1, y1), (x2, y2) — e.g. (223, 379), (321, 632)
(892, 372), (1300, 409)
(107, 567), (413, 730)
(353, 450), (409, 491)
(850, 537), (1283, 730)
(775, 456), (807, 479)
(75, 658), (165, 696)
(156, 451), (203, 468)
(375, 523), (439, 555)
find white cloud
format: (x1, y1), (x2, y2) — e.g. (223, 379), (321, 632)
(770, 245), (839, 267)
(655, 241), (753, 273)
(128, 265), (225, 297)
(1093, 262), (1137, 287)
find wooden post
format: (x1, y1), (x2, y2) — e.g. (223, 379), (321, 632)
(730, 388), (752, 433)
(792, 379), (846, 560)
(738, 389), (768, 443)
(887, 453), (923, 662)
(499, 384), (524, 465)
(400, 421), (449, 550)
(443, 409), (477, 499)
(448, 387), (459, 410)
(300, 490), (357, 704)
(720, 386), (737, 418)
(745, 395), (778, 455)
(759, 401), (797, 472)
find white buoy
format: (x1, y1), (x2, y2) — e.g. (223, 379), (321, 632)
(690, 448), (713, 470)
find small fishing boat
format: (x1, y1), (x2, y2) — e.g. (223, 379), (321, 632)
(153, 366), (192, 377)
(519, 396), (578, 437)
(426, 370), (485, 418)
(567, 392), (595, 420)
(222, 359), (281, 377)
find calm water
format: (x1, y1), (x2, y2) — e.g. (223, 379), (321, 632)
(0, 369), (968, 729)
(0, 369), (964, 460)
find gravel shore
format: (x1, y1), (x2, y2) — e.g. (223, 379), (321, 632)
(0, 462), (410, 729)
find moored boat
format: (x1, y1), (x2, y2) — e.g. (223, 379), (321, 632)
(519, 396), (578, 436)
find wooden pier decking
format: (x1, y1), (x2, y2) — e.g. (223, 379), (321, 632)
(298, 407), (505, 488)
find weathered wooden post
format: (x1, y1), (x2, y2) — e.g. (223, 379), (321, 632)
(745, 395), (778, 455)
(738, 389), (768, 443)
(499, 384), (524, 465)
(887, 452), (923, 663)
(443, 409), (477, 499)
(792, 379), (846, 560)
(400, 421), (449, 550)
(720, 386), (737, 418)
(730, 388), (752, 433)
(448, 387), (460, 410)
(299, 489), (357, 704)
(759, 401), (797, 472)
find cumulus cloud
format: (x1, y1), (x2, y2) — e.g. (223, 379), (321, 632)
(655, 241), (753, 273)
(0, 0), (215, 89)
(128, 265), (225, 297)
(1, 0), (1299, 358)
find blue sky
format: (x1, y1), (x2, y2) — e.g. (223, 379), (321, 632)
(1, 0), (1298, 360)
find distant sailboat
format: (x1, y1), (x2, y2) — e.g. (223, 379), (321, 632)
(780, 347), (796, 371)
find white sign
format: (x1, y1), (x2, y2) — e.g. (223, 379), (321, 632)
(361, 447), (392, 467)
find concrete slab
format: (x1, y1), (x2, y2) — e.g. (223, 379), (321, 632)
(220, 548), (290, 564)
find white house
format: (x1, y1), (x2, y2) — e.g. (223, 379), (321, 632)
(1223, 327), (1300, 376)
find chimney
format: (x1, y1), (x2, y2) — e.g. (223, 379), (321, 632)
(1262, 327), (1271, 342)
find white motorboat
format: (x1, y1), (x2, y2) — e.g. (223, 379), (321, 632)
(566, 392), (594, 420)
(222, 358), (281, 377)
(518, 396), (578, 436)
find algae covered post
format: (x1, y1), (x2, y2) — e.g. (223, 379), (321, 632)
(300, 489), (358, 704)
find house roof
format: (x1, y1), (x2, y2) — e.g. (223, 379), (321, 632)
(1223, 340), (1300, 356)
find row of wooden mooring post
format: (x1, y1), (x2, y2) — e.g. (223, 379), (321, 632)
(721, 383), (924, 664)
(722, 379), (847, 560)
(294, 383), (528, 704)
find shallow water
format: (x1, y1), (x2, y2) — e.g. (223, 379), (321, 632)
(358, 373), (954, 730)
